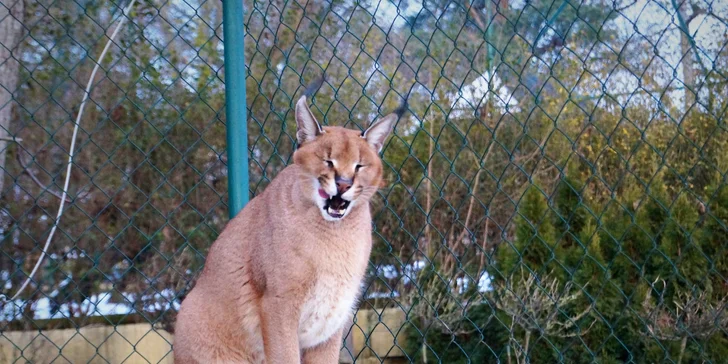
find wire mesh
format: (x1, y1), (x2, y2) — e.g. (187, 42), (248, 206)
(1, 0), (728, 363)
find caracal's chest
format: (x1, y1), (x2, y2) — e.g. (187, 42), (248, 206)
(297, 241), (369, 349)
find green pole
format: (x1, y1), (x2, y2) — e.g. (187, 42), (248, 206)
(222, 0), (249, 218)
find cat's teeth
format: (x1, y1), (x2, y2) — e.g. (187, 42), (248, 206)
(326, 206), (346, 216)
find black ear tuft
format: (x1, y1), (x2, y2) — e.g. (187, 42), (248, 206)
(391, 87), (411, 121)
(303, 76), (325, 99)
(393, 97), (409, 119)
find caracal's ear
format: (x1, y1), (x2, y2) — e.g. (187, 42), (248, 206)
(362, 113), (397, 153)
(295, 95), (324, 145)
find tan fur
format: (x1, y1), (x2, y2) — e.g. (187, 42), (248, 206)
(173, 96), (398, 364)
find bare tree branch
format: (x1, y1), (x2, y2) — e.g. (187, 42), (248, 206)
(16, 152), (91, 203)
(496, 268), (596, 363)
(642, 278), (728, 343)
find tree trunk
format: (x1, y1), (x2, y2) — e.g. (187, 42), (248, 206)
(674, 0), (696, 111)
(681, 23), (695, 110)
(523, 331), (531, 364)
(424, 116), (433, 258)
(0, 0), (25, 197)
(677, 335), (688, 364)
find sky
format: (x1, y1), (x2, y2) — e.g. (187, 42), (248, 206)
(369, 0), (728, 112)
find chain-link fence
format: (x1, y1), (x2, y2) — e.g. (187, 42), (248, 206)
(2, 0), (728, 362)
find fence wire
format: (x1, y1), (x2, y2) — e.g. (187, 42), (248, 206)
(2, 0), (728, 363)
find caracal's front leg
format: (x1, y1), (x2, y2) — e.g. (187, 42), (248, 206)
(260, 294), (302, 364)
(302, 329), (344, 364)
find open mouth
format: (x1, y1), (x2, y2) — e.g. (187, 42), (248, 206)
(319, 189), (351, 219)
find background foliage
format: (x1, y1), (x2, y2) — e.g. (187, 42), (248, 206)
(1, 0), (727, 362)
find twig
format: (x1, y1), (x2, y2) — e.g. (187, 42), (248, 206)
(478, 216), (490, 276)
(425, 116), (434, 258)
(457, 168), (483, 245)
(616, 0), (638, 12)
(16, 153), (72, 203)
(464, 0), (487, 32)
(0, 136), (22, 142)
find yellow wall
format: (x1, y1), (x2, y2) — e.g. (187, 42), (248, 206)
(1, 309), (408, 363)
(1, 323), (174, 363)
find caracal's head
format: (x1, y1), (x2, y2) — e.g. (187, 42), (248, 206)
(292, 96), (397, 222)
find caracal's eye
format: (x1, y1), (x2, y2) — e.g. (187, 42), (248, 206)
(325, 160), (334, 168)
(355, 164), (364, 172)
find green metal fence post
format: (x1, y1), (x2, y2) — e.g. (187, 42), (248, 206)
(222, 0), (249, 218)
